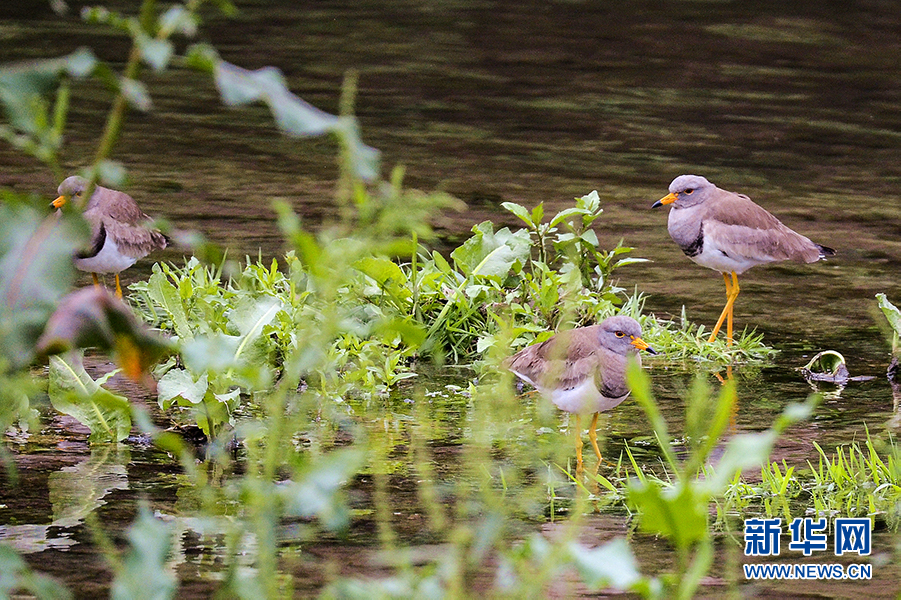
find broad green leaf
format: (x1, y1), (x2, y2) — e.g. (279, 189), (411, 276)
(212, 62), (379, 181)
(227, 296), (282, 361)
(627, 480), (708, 547)
(578, 190), (601, 212)
(111, 505), (176, 600)
(530, 202), (544, 225)
(877, 293), (901, 336)
(704, 430), (779, 492)
(579, 229), (599, 246)
(354, 256), (408, 292)
(568, 538), (643, 591)
(374, 317), (426, 348)
(431, 250), (453, 275)
(214, 62), (335, 133)
(193, 389), (233, 438)
(48, 355), (131, 443)
(181, 333), (240, 372)
(146, 266), (193, 340)
(157, 368), (208, 407)
(450, 221), (530, 278)
(500, 201), (534, 228)
(548, 207), (589, 228)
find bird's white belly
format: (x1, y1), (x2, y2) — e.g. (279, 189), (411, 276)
(689, 238), (764, 275)
(544, 379), (629, 414)
(74, 238), (137, 274)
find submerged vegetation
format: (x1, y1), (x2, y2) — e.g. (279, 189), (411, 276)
(0, 1), (899, 598)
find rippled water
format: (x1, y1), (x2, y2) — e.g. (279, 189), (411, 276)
(1, 0), (900, 597)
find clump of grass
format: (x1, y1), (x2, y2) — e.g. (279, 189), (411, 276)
(712, 432), (901, 530)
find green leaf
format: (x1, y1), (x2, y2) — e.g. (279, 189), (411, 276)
(212, 62), (379, 180)
(354, 256), (408, 291)
(568, 538), (643, 591)
(877, 293), (901, 336)
(280, 448), (365, 531)
(450, 221), (530, 278)
(48, 355), (131, 443)
(183, 43), (219, 73)
(530, 202), (544, 226)
(548, 207), (589, 228)
(577, 190), (602, 213)
(431, 250), (453, 275)
(111, 504), (176, 600)
(705, 430), (779, 492)
(0, 544), (73, 599)
(0, 48), (96, 132)
(120, 77), (151, 111)
(157, 368), (208, 407)
(500, 201), (534, 228)
(181, 334), (240, 372)
(146, 267), (194, 340)
(159, 5), (198, 37)
(136, 36), (174, 72)
(227, 296), (282, 361)
(627, 480), (708, 547)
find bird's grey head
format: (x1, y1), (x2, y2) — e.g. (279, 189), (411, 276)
(57, 175), (88, 198)
(664, 174), (714, 208)
(597, 315), (655, 355)
(52, 176), (91, 210)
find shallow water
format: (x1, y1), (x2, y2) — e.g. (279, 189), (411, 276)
(1, 0), (900, 597)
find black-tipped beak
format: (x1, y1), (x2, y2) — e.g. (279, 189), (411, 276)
(652, 192), (677, 209)
(630, 336), (657, 355)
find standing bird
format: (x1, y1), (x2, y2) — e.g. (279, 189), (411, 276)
(505, 315), (656, 475)
(52, 176), (168, 299)
(652, 175), (834, 344)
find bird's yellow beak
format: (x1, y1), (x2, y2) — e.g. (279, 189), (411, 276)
(651, 192), (677, 209)
(630, 335), (658, 355)
(51, 195), (67, 209)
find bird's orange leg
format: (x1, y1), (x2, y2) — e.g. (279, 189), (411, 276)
(91, 273), (101, 288)
(587, 412), (602, 464)
(115, 274), (123, 299)
(574, 413), (584, 477)
(708, 271), (740, 345)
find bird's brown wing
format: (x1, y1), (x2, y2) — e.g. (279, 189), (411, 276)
(92, 188), (152, 226)
(703, 192), (821, 263)
(505, 327), (602, 390)
(102, 218), (168, 259)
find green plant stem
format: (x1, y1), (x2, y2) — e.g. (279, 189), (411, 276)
(91, 43), (142, 174)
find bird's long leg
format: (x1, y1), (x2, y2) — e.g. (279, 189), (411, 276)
(574, 413), (584, 477)
(708, 271), (740, 344)
(588, 412), (602, 464)
(725, 271), (739, 345)
(114, 274), (123, 299)
(91, 273), (101, 288)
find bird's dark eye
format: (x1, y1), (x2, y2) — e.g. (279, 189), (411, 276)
(614, 331), (625, 338)
(683, 188), (694, 195)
